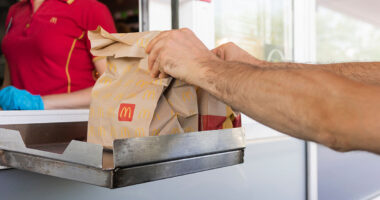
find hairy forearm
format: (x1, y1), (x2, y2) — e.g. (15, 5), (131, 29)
(42, 87), (92, 109)
(194, 59), (380, 153)
(261, 61), (380, 85)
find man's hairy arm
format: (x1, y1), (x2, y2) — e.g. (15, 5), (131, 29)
(198, 59), (380, 153)
(213, 42), (380, 85)
(266, 62), (380, 85)
(146, 28), (380, 154)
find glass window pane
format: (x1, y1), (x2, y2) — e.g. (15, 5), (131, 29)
(214, 0), (293, 62)
(317, 1), (380, 63)
(214, 0), (294, 132)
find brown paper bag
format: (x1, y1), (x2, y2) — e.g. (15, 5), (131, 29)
(197, 89), (241, 131)
(87, 27), (199, 149)
(87, 27), (241, 149)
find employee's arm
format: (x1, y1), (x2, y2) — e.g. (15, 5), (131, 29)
(42, 58), (106, 109)
(213, 42), (380, 85)
(146, 29), (380, 154)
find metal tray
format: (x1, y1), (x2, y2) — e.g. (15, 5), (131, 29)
(0, 122), (245, 188)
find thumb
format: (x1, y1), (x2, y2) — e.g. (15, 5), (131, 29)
(211, 46), (224, 59)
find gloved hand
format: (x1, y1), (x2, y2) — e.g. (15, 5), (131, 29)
(0, 86), (44, 110)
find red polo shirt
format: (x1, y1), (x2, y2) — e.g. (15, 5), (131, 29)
(1, 0), (116, 96)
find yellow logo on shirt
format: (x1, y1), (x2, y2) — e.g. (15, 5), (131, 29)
(50, 17), (58, 24)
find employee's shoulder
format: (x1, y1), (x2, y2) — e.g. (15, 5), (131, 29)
(73, 0), (108, 9)
(8, 1), (28, 13)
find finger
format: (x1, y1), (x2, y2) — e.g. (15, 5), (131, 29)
(148, 49), (159, 71)
(211, 47), (221, 57)
(150, 56), (161, 78)
(159, 72), (168, 79)
(148, 38), (168, 73)
(211, 47), (218, 54)
(212, 47), (224, 60)
(146, 31), (170, 53)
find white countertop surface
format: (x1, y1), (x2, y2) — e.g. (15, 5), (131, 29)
(0, 109), (89, 125)
(0, 110), (285, 140)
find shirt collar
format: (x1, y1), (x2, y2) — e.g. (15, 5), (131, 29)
(27, 0), (75, 5)
(60, 0), (75, 4)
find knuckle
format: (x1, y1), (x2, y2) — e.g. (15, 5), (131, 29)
(226, 42), (235, 47)
(180, 27), (190, 32)
(158, 53), (165, 61)
(169, 30), (179, 36)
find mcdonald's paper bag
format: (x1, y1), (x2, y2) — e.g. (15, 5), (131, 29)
(87, 27), (199, 149)
(197, 89), (241, 131)
(150, 80), (198, 136)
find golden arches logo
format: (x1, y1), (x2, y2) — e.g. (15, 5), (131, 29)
(107, 61), (117, 74)
(182, 90), (192, 102)
(135, 127), (144, 137)
(138, 109), (151, 119)
(50, 17), (58, 24)
(184, 127), (194, 133)
(100, 76), (113, 85)
(136, 79), (150, 88)
(142, 89), (156, 100)
(120, 107), (132, 119)
(120, 127), (130, 137)
(155, 113), (161, 121)
(118, 103), (135, 122)
(171, 127), (180, 134)
(151, 128), (160, 136)
(137, 38), (147, 48)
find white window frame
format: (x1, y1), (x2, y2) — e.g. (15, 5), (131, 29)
(293, 1), (318, 200)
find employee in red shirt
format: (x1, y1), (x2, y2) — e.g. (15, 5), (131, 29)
(0, 0), (116, 110)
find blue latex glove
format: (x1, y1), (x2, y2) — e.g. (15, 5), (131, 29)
(0, 86), (44, 110)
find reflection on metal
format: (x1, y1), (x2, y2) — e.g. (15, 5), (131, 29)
(113, 128), (245, 168)
(114, 150), (244, 188)
(0, 128), (103, 168)
(0, 122), (245, 188)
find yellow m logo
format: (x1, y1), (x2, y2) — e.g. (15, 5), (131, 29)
(137, 38), (147, 48)
(182, 90), (192, 102)
(135, 127), (144, 137)
(50, 17), (58, 24)
(138, 109), (150, 119)
(142, 89), (156, 100)
(118, 104), (135, 121)
(136, 79), (150, 88)
(107, 61), (117, 73)
(101, 76), (113, 85)
(120, 107), (132, 118)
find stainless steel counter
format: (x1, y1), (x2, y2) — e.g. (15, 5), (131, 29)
(0, 136), (306, 200)
(0, 110), (308, 199)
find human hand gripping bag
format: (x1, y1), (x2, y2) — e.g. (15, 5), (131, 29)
(87, 27), (241, 149)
